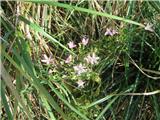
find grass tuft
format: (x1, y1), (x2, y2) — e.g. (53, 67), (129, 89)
(1, 1), (160, 120)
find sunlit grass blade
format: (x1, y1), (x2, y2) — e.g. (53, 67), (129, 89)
(27, 0), (145, 27)
(84, 86), (134, 109)
(18, 16), (76, 56)
(84, 95), (114, 109)
(1, 47), (67, 119)
(2, 1), (160, 119)
(41, 96), (56, 120)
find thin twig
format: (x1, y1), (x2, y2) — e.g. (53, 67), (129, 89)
(129, 55), (160, 80)
(141, 68), (160, 75)
(117, 90), (160, 96)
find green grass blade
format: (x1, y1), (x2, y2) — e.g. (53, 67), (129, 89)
(150, 85), (160, 119)
(85, 87), (134, 109)
(41, 96), (56, 120)
(48, 82), (90, 120)
(18, 16), (76, 56)
(96, 97), (118, 120)
(84, 95), (114, 109)
(1, 81), (13, 120)
(27, 0), (145, 27)
(1, 48), (67, 119)
(1, 62), (32, 119)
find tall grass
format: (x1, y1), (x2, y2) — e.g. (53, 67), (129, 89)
(1, 1), (160, 120)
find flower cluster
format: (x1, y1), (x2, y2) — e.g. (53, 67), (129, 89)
(67, 36), (89, 49)
(42, 35), (100, 88)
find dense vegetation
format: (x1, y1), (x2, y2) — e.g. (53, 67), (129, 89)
(1, 1), (160, 120)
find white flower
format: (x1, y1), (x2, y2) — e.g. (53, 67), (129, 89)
(84, 53), (100, 65)
(41, 54), (55, 65)
(49, 69), (54, 74)
(73, 63), (87, 75)
(76, 80), (85, 88)
(67, 41), (77, 48)
(145, 23), (154, 32)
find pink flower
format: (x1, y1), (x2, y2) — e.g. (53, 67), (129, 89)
(73, 63), (87, 75)
(111, 29), (118, 35)
(105, 28), (118, 36)
(76, 80), (85, 88)
(105, 28), (113, 36)
(84, 53), (100, 65)
(67, 41), (77, 48)
(65, 55), (72, 63)
(41, 54), (55, 65)
(81, 37), (89, 46)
